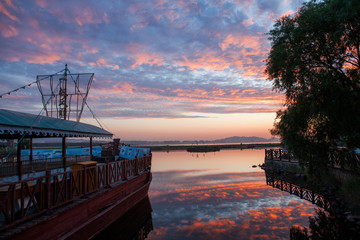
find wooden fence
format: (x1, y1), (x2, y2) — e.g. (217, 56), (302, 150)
(265, 148), (296, 162)
(0, 155), (151, 231)
(0, 155), (102, 178)
(265, 148), (360, 171)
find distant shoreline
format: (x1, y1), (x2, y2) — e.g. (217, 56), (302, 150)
(143, 143), (281, 152)
(22, 141), (281, 152)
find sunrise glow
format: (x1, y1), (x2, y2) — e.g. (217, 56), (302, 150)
(0, 0), (303, 141)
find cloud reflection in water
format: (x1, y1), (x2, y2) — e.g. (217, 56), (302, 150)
(148, 170), (315, 240)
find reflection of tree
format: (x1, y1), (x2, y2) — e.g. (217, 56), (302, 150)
(265, 171), (360, 239)
(290, 202), (360, 240)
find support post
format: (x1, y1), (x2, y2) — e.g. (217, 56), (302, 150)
(62, 137), (67, 171)
(30, 138), (33, 163)
(17, 138), (22, 181)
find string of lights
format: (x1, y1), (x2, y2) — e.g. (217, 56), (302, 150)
(0, 81), (35, 98)
(0, 68), (65, 99)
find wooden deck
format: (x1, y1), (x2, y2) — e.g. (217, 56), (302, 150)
(0, 155), (151, 239)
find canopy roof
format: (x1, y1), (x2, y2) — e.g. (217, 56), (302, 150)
(0, 109), (113, 139)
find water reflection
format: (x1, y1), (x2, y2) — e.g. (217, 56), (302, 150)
(290, 206), (360, 240)
(264, 164), (360, 239)
(265, 175), (331, 211)
(93, 196), (153, 240)
(148, 149), (316, 239)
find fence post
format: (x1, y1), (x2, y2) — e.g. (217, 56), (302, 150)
(135, 156), (139, 175)
(46, 170), (52, 212)
(106, 159), (109, 187)
(271, 149), (273, 160)
(279, 149), (282, 161)
(312, 191), (315, 204)
(122, 160), (127, 181)
(83, 165), (87, 197)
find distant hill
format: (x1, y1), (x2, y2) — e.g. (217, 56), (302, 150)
(212, 136), (278, 143)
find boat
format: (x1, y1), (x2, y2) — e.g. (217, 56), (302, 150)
(0, 65), (152, 239)
(186, 145), (221, 152)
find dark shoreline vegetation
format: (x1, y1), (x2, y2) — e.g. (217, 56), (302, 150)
(265, 0), (360, 237)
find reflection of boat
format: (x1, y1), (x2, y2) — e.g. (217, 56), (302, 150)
(186, 145), (220, 152)
(93, 195), (153, 240)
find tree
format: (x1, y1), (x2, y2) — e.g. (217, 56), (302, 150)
(265, 0), (360, 172)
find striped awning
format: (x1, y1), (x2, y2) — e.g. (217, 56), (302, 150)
(0, 109), (113, 139)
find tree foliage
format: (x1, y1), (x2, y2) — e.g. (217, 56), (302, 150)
(266, 0), (360, 171)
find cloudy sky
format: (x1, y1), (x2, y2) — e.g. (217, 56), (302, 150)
(0, 0), (303, 140)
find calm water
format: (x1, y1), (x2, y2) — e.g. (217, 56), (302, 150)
(147, 149), (316, 240)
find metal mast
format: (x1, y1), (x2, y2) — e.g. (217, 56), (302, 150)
(36, 64), (94, 122)
(59, 64), (68, 120)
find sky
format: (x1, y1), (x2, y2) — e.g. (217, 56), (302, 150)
(0, 0), (304, 141)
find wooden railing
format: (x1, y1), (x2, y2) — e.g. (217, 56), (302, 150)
(265, 148), (296, 162)
(265, 148), (360, 171)
(266, 175), (331, 211)
(327, 150), (360, 170)
(0, 155), (95, 178)
(0, 155), (152, 231)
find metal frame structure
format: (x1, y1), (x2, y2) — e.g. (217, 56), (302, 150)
(36, 64), (94, 122)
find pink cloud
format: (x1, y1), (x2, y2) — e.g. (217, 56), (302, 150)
(0, 24), (18, 38)
(35, 0), (48, 8)
(0, 1), (18, 22)
(125, 43), (165, 68)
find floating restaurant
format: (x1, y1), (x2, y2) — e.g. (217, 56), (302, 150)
(0, 66), (152, 239)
